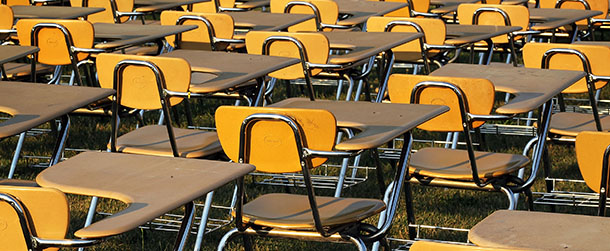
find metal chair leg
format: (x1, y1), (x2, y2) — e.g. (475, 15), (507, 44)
(8, 132), (26, 179)
(499, 186), (516, 210)
(346, 234), (367, 251)
(173, 202), (195, 251)
(217, 228), (240, 251)
(193, 191), (214, 251)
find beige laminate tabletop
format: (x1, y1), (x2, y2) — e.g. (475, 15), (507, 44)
(36, 151), (255, 239)
(529, 8), (602, 31)
(227, 12), (314, 31)
(92, 23), (196, 51)
(430, 63), (585, 114)
(271, 98), (449, 150)
(321, 31), (423, 65)
(0, 45), (38, 65)
(444, 24), (522, 45)
(134, 0), (208, 12)
(11, 5), (104, 19)
(163, 49), (300, 93)
(0, 81), (115, 139)
(470, 210), (610, 251)
(335, 0), (407, 26)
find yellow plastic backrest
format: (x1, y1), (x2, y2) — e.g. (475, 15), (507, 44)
(16, 19), (94, 65)
(523, 43), (610, 93)
(410, 241), (527, 251)
(215, 106), (336, 173)
(270, 0), (339, 31)
(0, 5), (13, 41)
(366, 17), (446, 53)
(388, 74), (495, 131)
(96, 53), (191, 110)
(246, 31), (329, 79)
(0, 185), (69, 251)
(540, 0), (607, 24)
(4, 0), (30, 6)
(576, 131), (610, 193)
(160, 11), (234, 50)
(457, 4), (529, 44)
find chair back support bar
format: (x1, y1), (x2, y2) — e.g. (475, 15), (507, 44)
(458, 4), (529, 44)
(270, 0), (339, 31)
(540, 0), (607, 24)
(161, 11), (235, 50)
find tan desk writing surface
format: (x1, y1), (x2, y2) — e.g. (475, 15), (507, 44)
(227, 12), (314, 31)
(470, 210), (610, 251)
(36, 151), (255, 239)
(430, 63), (585, 114)
(234, 0), (270, 9)
(0, 81), (114, 139)
(270, 98), (449, 151)
(163, 50), (300, 93)
(321, 32), (423, 65)
(529, 8), (601, 31)
(334, 0), (407, 26)
(444, 25), (521, 45)
(11, 5), (105, 19)
(0, 45), (38, 65)
(134, 0), (208, 12)
(92, 23), (196, 51)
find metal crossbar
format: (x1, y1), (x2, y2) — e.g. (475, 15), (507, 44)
(251, 163), (373, 190)
(388, 224), (470, 250)
(533, 178), (610, 208)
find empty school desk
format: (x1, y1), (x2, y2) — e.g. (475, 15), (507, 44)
(0, 45), (38, 80)
(323, 31), (424, 100)
(469, 210), (610, 251)
(334, 0), (407, 27)
(529, 8), (602, 42)
(163, 49), (300, 105)
(0, 81), (114, 174)
(36, 151), (255, 251)
(430, 63), (586, 192)
(271, 97), (449, 219)
(11, 5), (104, 19)
(226, 12), (314, 32)
(92, 23), (196, 52)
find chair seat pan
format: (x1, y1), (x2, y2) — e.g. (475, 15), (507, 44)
(3, 62), (54, 79)
(113, 125), (221, 158)
(241, 193), (385, 229)
(409, 148), (530, 180)
(547, 112), (610, 137)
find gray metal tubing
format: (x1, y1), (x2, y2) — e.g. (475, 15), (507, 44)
(354, 57), (376, 101)
(193, 191), (215, 251)
(343, 74), (355, 101)
(499, 186), (517, 210)
(285, 1), (323, 30)
(514, 136), (539, 202)
(371, 180), (395, 251)
(8, 132), (26, 179)
(175, 15), (216, 50)
(335, 157), (351, 197)
(345, 234), (367, 251)
(217, 228), (240, 251)
(174, 202), (195, 251)
(49, 115), (70, 167)
(451, 131), (459, 149)
(31, 23), (85, 86)
(375, 51), (395, 103)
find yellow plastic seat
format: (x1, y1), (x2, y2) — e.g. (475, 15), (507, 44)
(0, 5), (14, 41)
(387, 74), (533, 238)
(160, 11), (244, 51)
(95, 53), (222, 158)
(16, 19), (102, 85)
(2, 0), (31, 6)
(245, 31), (334, 100)
(270, 0), (351, 31)
(0, 181), (101, 250)
(576, 131), (610, 216)
(215, 106), (387, 250)
(457, 4), (532, 65)
(523, 43), (610, 137)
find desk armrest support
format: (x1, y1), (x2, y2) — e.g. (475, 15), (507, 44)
(34, 237), (101, 249)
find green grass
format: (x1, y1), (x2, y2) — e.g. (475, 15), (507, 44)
(1, 45), (605, 250)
